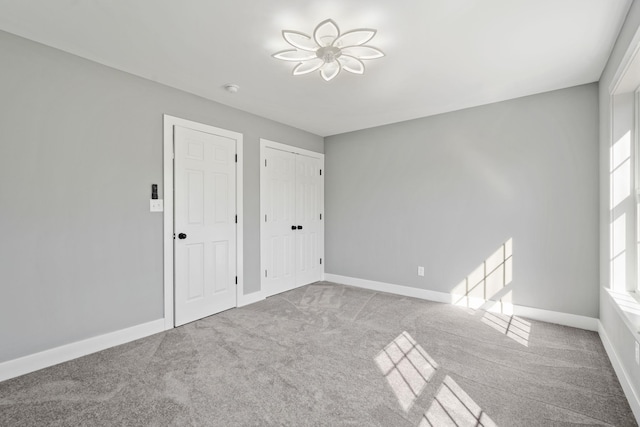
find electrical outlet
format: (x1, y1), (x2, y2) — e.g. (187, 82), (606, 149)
(635, 341), (639, 365)
(417, 266), (425, 277)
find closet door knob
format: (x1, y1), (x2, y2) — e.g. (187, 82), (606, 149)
(291, 225), (296, 230)
(178, 233), (187, 239)
(297, 225), (303, 230)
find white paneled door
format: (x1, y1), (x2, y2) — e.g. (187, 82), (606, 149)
(294, 154), (323, 286)
(261, 143), (323, 297)
(174, 125), (237, 326)
(262, 148), (296, 295)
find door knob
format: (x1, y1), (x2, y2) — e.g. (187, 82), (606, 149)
(291, 225), (296, 230)
(178, 233), (187, 239)
(297, 225), (303, 230)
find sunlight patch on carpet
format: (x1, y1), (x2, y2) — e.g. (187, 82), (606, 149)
(374, 331), (438, 412)
(420, 375), (498, 427)
(481, 311), (531, 347)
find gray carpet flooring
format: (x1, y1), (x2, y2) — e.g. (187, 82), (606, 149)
(0, 282), (636, 426)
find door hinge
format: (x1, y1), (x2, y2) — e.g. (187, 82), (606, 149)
(320, 258), (322, 265)
(320, 169), (322, 176)
(265, 270), (268, 278)
(235, 276), (238, 285)
(235, 215), (238, 223)
(265, 159), (267, 167)
(235, 154), (238, 163)
(320, 213), (322, 220)
(265, 214), (267, 222)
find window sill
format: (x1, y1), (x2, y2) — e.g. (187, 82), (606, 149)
(604, 288), (640, 337)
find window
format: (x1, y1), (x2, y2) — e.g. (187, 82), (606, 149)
(609, 43), (640, 303)
(610, 92), (636, 294)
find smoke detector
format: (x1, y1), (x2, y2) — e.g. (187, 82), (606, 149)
(224, 83), (240, 93)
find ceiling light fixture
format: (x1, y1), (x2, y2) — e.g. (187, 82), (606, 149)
(273, 19), (384, 82)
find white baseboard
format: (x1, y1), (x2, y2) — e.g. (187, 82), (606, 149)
(325, 273), (453, 304)
(238, 291), (265, 307)
(324, 273), (598, 331)
(0, 290), (268, 383)
(598, 321), (640, 422)
(513, 305), (597, 331)
(0, 318), (165, 383)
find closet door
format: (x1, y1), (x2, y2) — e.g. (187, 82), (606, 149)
(261, 144), (324, 298)
(262, 148), (296, 296)
(294, 154), (323, 286)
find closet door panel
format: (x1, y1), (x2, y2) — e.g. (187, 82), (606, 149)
(262, 148), (296, 296)
(295, 155), (323, 286)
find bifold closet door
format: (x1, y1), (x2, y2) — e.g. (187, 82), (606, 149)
(262, 148), (296, 296)
(294, 154), (322, 287)
(262, 147), (323, 297)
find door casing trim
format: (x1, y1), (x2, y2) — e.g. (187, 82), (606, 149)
(163, 115), (244, 330)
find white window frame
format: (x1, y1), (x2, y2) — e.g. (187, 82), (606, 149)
(607, 26), (640, 332)
(636, 89), (640, 295)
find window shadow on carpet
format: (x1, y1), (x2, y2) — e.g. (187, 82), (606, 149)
(420, 375), (498, 427)
(481, 310), (531, 347)
(374, 331), (438, 412)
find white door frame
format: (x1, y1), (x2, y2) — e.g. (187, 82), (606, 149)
(163, 115), (244, 330)
(260, 138), (325, 297)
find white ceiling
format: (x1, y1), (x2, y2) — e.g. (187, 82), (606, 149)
(0, 0), (632, 136)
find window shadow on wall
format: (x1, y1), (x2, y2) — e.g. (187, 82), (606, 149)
(451, 238), (513, 313)
(450, 238), (531, 346)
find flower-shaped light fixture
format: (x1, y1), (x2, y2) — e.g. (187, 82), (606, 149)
(273, 19), (384, 82)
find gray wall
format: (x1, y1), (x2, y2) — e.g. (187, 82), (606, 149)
(598, 0), (640, 411)
(325, 84), (599, 317)
(0, 30), (323, 363)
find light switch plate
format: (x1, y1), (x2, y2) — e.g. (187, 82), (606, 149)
(150, 199), (164, 212)
(417, 266), (425, 277)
